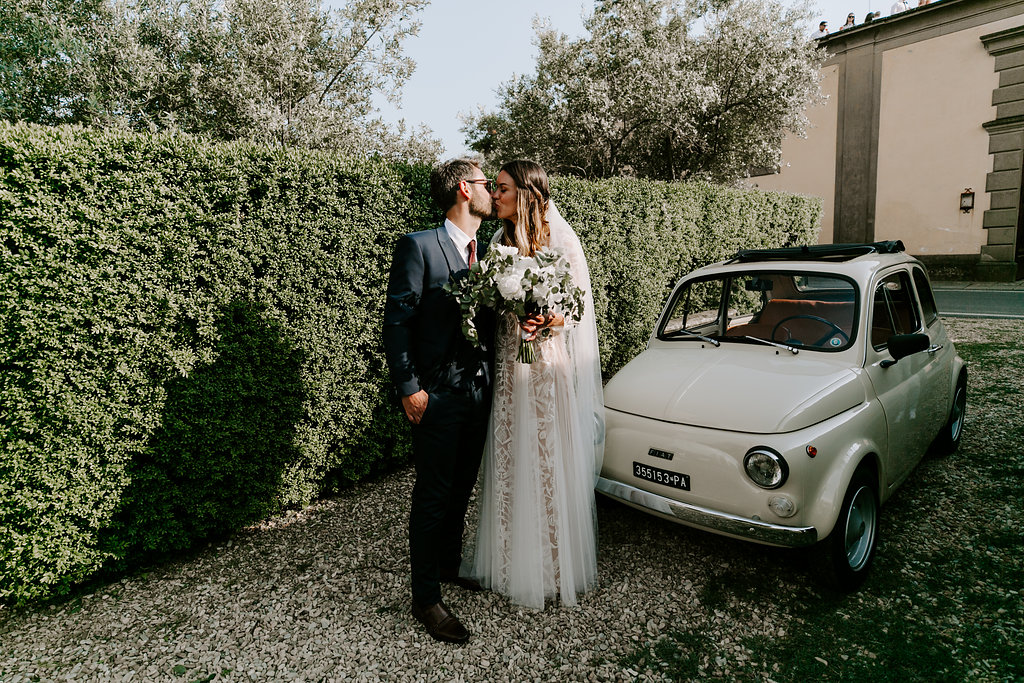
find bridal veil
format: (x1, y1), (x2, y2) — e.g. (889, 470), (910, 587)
(469, 200), (604, 608)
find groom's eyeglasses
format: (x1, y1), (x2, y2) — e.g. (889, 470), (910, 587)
(464, 179), (494, 192)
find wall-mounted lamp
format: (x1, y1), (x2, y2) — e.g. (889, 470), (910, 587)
(960, 188), (975, 213)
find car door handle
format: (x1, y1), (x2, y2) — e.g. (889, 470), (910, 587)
(927, 344), (943, 354)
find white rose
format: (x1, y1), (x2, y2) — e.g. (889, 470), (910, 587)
(516, 257), (537, 275)
(494, 244), (519, 257)
(497, 273), (525, 300)
(532, 281), (552, 305)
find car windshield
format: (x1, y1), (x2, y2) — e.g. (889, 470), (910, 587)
(658, 271), (859, 352)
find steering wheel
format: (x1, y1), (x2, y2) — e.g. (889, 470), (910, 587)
(771, 314), (850, 347)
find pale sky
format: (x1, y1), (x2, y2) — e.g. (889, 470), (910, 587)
(332, 0), (897, 157)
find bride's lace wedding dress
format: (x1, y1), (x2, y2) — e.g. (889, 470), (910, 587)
(468, 202), (604, 608)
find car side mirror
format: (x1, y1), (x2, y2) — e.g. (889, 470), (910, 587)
(881, 333), (929, 368)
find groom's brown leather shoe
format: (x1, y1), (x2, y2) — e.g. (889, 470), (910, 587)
(411, 600), (470, 644)
(440, 572), (484, 592)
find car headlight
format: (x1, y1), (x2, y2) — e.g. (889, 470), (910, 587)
(744, 447), (789, 489)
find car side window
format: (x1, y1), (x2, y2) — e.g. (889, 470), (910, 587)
(912, 268), (939, 326)
(871, 271), (921, 349)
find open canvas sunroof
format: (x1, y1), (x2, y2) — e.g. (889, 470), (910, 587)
(733, 240), (906, 263)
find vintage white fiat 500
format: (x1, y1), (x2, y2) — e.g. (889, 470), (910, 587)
(597, 241), (967, 590)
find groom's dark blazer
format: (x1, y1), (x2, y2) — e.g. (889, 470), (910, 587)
(382, 227), (493, 398)
(382, 225), (494, 608)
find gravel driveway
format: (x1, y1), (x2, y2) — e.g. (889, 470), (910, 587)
(1, 317), (1021, 682)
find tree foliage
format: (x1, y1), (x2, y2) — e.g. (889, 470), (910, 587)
(0, 0), (106, 125)
(463, 0), (824, 183)
(0, 0), (440, 160)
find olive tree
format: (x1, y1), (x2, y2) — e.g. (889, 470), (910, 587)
(462, 0), (824, 183)
(0, 0), (440, 160)
(0, 0), (110, 125)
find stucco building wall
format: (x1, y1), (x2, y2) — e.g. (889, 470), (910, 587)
(875, 17), (1019, 254)
(751, 0), (1024, 280)
(754, 65), (839, 245)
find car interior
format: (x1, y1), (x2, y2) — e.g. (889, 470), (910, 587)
(661, 272), (859, 350)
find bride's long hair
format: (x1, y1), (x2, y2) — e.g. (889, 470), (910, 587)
(500, 160), (550, 256)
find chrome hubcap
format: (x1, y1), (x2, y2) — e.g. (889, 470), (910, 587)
(844, 486), (876, 570)
(950, 386), (966, 442)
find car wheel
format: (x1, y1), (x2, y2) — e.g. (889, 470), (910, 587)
(827, 466), (878, 592)
(932, 371), (967, 456)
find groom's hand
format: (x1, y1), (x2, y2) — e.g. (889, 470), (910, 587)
(402, 390), (429, 424)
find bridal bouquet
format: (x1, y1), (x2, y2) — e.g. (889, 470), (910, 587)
(445, 243), (585, 363)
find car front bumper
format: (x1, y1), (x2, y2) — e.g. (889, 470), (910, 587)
(596, 476), (819, 548)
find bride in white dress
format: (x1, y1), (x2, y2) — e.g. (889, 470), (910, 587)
(468, 160), (604, 608)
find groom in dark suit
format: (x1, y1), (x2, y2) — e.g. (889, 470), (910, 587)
(382, 158), (495, 644)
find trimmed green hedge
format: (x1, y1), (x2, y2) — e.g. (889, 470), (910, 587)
(0, 122), (820, 604)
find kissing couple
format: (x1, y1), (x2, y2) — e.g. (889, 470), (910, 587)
(382, 158), (605, 643)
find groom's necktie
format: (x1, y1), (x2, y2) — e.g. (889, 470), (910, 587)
(467, 239), (476, 267)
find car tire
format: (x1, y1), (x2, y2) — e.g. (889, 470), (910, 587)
(932, 371), (967, 456)
(826, 465), (879, 592)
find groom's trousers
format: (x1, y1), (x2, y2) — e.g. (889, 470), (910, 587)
(409, 383), (491, 607)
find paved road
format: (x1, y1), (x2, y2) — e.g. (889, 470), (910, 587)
(932, 281), (1024, 318)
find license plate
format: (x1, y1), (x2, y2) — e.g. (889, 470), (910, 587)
(633, 462), (690, 490)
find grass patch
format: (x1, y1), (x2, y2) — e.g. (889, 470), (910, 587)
(982, 526), (1024, 550)
(752, 594), (978, 682)
(954, 341), (1023, 363)
(619, 631), (716, 680)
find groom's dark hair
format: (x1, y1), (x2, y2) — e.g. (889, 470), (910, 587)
(431, 158), (482, 213)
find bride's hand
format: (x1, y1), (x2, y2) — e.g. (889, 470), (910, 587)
(519, 312), (563, 341)
(519, 313), (545, 340)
